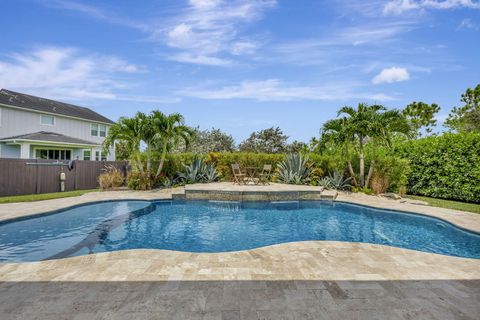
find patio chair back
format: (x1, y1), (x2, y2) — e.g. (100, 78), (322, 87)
(231, 163), (246, 184)
(258, 164), (273, 185)
(261, 164), (272, 174)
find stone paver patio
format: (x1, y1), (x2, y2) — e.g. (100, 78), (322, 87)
(0, 183), (479, 319)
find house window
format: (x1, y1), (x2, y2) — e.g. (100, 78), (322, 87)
(95, 150), (101, 161)
(101, 152), (107, 161)
(35, 149), (71, 160)
(83, 150), (91, 160)
(91, 124), (98, 136)
(99, 125), (107, 137)
(40, 115), (55, 126)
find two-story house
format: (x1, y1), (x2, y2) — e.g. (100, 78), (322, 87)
(0, 89), (115, 161)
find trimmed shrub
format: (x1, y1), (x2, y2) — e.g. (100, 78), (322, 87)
(396, 132), (480, 202)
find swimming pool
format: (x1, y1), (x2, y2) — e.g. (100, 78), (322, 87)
(1, 200), (479, 262)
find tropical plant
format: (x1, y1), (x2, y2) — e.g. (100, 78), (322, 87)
(322, 103), (411, 188)
(204, 164), (221, 182)
(103, 112), (151, 174)
(177, 156), (220, 184)
(319, 170), (352, 190)
(276, 153), (312, 184)
(150, 111), (195, 178)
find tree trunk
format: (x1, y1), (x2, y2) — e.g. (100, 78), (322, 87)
(347, 160), (358, 187)
(155, 143), (168, 178)
(359, 151), (365, 187)
(136, 154), (144, 175)
(146, 150), (151, 177)
(359, 137), (365, 187)
(365, 159), (375, 188)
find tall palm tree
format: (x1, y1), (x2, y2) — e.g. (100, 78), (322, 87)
(325, 103), (411, 187)
(150, 111), (195, 178)
(103, 112), (150, 174)
(321, 117), (358, 186)
(364, 108), (412, 187)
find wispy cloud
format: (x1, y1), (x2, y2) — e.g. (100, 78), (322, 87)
(40, 0), (151, 31)
(383, 0), (480, 15)
(457, 18), (480, 30)
(159, 0), (276, 65)
(178, 79), (394, 102)
(372, 67), (410, 84)
(0, 46), (176, 103)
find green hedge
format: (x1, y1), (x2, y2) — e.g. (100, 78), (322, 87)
(160, 152), (343, 182)
(396, 132), (480, 203)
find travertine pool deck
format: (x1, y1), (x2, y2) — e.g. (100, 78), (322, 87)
(1, 184), (479, 319)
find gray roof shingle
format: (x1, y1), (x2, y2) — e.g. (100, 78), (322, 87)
(0, 131), (100, 146)
(0, 89), (114, 124)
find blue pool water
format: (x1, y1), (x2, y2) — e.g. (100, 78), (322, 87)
(0, 200), (479, 262)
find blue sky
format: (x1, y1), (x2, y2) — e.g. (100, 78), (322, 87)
(1, 0), (479, 143)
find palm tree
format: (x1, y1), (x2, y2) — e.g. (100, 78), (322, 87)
(321, 117), (358, 186)
(103, 113), (150, 174)
(364, 108), (412, 187)
(150, 111), (195, 178)
(324, 103), (411, 188)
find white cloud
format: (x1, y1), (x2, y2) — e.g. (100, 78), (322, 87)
(372, 67), (410, 84)
(167, 53), (232, 66)
(178, 79), (394, 102)
(161, 0), (276, 65)
(0, 47), (177, 103)
(383, 0), (480, 15)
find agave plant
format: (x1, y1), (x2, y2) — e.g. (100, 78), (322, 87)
(204, 164), (220, 183)
(318, 177), (332, 189)
(320, 170), (352, 190)
(276, 153), (312, 185)
(177, 156), (220, 183)
(177, 156), (206, 183)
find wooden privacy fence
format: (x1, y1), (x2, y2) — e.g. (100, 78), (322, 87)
(0, 159), (128, 196)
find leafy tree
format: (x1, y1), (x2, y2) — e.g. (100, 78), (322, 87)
(286, 140), (308, 153)
(103, 110), (195, 184)
(150, 111), (195, 178)
(402, 101), (440, 137)
(114, 141), (131, 161)
(175, 127), (236, 153)
(322, 103), (411, 188)
(239, 127), (288, 153)
(103, 112), (151, 174)
(445, 84), (480, 132)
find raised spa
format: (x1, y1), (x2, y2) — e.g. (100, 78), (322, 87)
(0, 200), (479, 262)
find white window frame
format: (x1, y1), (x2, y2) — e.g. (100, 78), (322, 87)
(40, 114), (55, 126)
(83, 149), (91, 161)
(95, 150), (101, 161)
(34, 147), (72, 160)
(90, 123), (99, 136)
(99, 124), (107, 137)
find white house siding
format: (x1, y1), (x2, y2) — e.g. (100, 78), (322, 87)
(0, 106), (115, 160)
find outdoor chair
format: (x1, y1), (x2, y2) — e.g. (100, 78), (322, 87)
(231, 163), (247, 185)
(257, 164), (273, 185)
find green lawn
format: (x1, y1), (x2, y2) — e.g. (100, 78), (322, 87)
(407, 195), (480, 214)
(0, 189), (98, 204)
